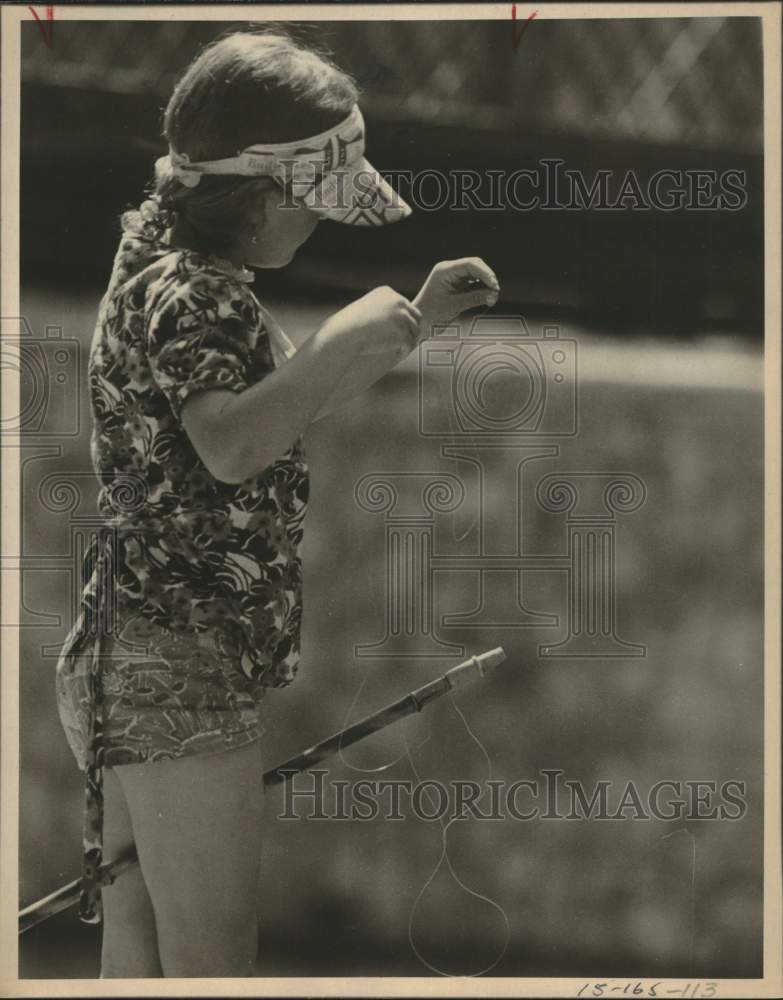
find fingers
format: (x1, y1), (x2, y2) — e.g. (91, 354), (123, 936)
(402, 300), (423, 325)
(403, 307), (422, 349)
(385, 290), (421, 330)
(392, 297), (422, 351)
(451, 284), (499, 312)
(444, 257), (500, 292)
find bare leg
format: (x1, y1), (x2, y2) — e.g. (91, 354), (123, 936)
(100, 767), (163, 977)
(112, 740), (265, 978)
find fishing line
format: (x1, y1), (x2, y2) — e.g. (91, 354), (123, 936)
(404, 693), (511, 977)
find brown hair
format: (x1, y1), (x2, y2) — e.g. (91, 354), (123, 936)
(123, 28), (358, 258)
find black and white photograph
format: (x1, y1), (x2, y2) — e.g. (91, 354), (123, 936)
(1, 2), (781, 995)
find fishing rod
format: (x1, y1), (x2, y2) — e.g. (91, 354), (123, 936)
(19, 646), (506, 935)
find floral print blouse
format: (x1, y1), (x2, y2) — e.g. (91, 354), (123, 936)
(72, 228), (309, 692)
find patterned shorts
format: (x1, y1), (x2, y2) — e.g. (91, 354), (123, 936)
(55, 612), (268, 924)
(56, 614), (266, 772)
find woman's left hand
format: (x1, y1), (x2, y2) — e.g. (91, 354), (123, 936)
(413, 257), (500, 335)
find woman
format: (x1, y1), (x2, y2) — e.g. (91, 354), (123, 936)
(55, 29), (500, 978)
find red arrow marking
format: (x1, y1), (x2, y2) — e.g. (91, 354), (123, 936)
(512, 6), (538, 51)
(28, 5), (54, 49)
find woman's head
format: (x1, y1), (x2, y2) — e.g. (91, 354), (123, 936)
(165, 30), (358, 157)
(129, 30), (359, 266)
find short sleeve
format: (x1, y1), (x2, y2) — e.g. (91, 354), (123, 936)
(146, 264), (268, 422)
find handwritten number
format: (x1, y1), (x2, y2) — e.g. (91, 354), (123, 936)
(574, 986), (710, 999)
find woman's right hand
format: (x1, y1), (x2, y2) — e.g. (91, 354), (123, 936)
(183, 288), (423, 483)
(321, 286), (422, 358)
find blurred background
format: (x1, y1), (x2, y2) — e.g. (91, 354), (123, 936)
(16, 16), (763, 979)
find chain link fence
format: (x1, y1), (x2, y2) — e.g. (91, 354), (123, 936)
(21, 17), (762, 152)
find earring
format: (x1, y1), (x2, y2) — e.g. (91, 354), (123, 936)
(250, 235), (258, 245)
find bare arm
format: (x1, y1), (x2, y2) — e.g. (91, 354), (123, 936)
(180, 287), (420, 484)
(311, 258), (501, 421)
(310, 349), (406, 421)
(178, 259), (499, 482)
